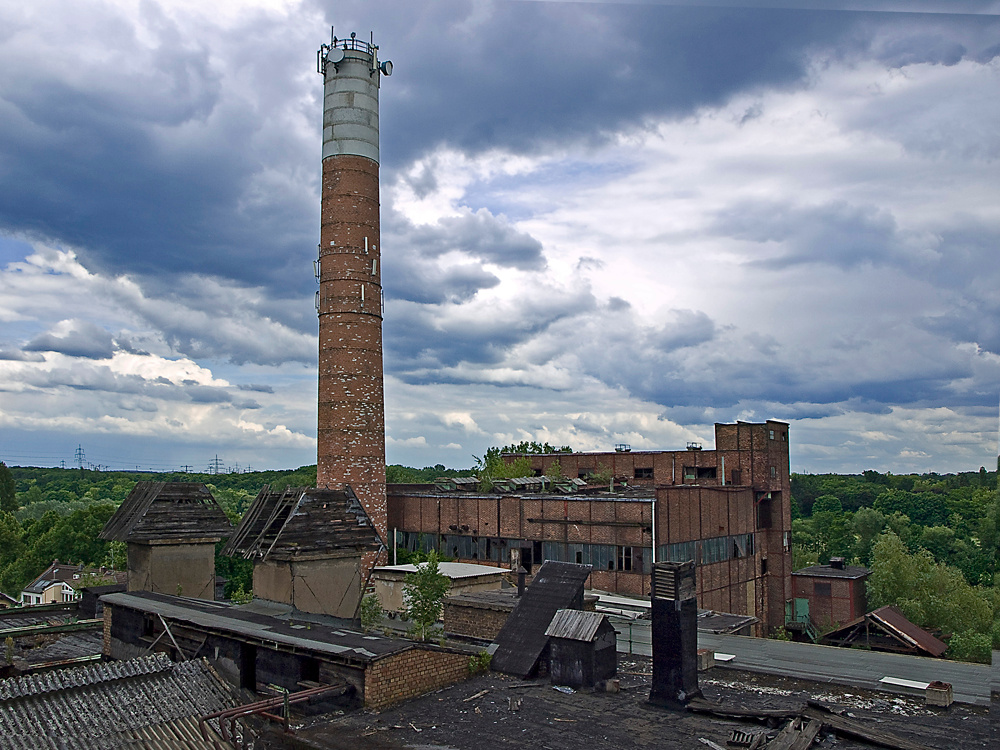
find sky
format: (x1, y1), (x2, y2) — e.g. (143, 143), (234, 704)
(0, 0), (998, 475)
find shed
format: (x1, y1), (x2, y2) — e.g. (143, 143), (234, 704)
(545, 609), (617, 688)
(491, 560), (592, 678)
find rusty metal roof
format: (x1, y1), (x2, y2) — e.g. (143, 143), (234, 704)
(868, 605), (948, 657)
(221, 485), (381, 560)
(99, 482), (232, 542)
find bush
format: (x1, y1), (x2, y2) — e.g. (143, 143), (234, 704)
(468, 649), (492, 674)
(946, 630), (991, 664)
(360, 593), (384, 633)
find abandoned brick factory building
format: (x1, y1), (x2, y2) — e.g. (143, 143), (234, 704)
(388, 420), (791, 633)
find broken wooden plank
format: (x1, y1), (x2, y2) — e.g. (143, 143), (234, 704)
(802, 706), (935, 750)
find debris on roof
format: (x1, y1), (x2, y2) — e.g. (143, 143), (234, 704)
(99, 482), (232, 542)
(491, 561), (592, 678)
(821, 605), (947, 658)
(222, 485), (382, 560)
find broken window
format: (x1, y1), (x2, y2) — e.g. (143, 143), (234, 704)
(756, 494), (773, 529)
(617, 546), (633, 571)
(683, 467), (696, 482)
(634, 467), (654, 479)
(696, 467), (717, 480)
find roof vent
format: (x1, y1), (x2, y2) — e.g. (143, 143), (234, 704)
(829, 557), (846, 570)
(686, 442), (702, 451)
(615, 443), (631, 453)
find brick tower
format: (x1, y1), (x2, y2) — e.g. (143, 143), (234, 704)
(316, 31), (392, 557)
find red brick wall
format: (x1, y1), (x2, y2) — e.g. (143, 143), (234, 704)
(443, 601), (511, 640)
(364, 647), (472, 709)
(318, 153), (386, 562)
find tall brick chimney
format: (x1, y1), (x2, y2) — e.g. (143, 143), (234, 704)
(316, 30), (392, 557)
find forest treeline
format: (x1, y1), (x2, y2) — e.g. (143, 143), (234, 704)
(0, 460), (997, 661)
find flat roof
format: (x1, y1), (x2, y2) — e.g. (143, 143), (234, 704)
(793, 564), (870, 579)
(375, 562), (507, 579)
(102, 591), (412, 663)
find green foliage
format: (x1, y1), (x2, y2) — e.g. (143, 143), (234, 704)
(0, 463), (16, 513)
(545, 460), (564, 479)
(229, 584), (254, 605)
(946, 631), (991, 664)
(499, 441), (572, 455)
(867, 531), (993, 640)
(811, 495), (843, 515)
(386, 463), (468, 484)
(402, 550), (450, 642)
(474, 448), (533, 492)
(468, 649), (492, 674)
(360, 593), (384, 633)
(873, 488), (948, 528)
(590, 463), (614, 487)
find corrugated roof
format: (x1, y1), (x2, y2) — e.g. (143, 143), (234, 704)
(0, 653), (236, 749)
(491, 561), (592, 678)
(545, 609), (608, 642)
(869, 605), (948, 657)
(222, 485), (381, 559)
(99, 482), (232, 542)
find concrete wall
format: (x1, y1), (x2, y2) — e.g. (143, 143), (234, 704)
(254, 554), (364, 619)
(374, 571), (503, 614)
(127, 541), (218, 600)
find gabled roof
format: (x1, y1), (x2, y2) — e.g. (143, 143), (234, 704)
(221, 485), (382, 560)
(545, 609), (610, 642)
(99, 482), (232, 542)
(491, 561), (593, 678)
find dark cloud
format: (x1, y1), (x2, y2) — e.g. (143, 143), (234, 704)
(385, 287), (598, 374)
(24, 320), (115, 359)
(711, 200), (901, 269)
(408, 209), (545, 271)
(239, 383), (275, 394)
(0, 349), (45, 362)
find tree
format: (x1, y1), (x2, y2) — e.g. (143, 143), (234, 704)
(0, 463), (16, 513)
(360, 593), (384, 633)
(402, 550), (450, 642)
(474, 447), (533, 491)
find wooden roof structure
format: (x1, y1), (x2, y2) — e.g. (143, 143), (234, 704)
(99, 482), (232, 543)
(821, 604), (948, 657)
(491, 560), (592, 678)
(221, 485), (382, 560)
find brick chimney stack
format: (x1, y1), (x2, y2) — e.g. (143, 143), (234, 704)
(315, 30), (392, 555)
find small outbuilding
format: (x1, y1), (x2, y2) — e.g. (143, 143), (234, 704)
(545, 609), (617, 688)
(372, 562), (506, 615)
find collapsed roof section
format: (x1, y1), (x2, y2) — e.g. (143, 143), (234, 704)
(491, 560), (593, 678)
(99, 482), (232, 542)
(822, 604), (948, 657)
(222, 485), (382, 560)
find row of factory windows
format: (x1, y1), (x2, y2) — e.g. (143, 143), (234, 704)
(394, 531), (756, 574)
